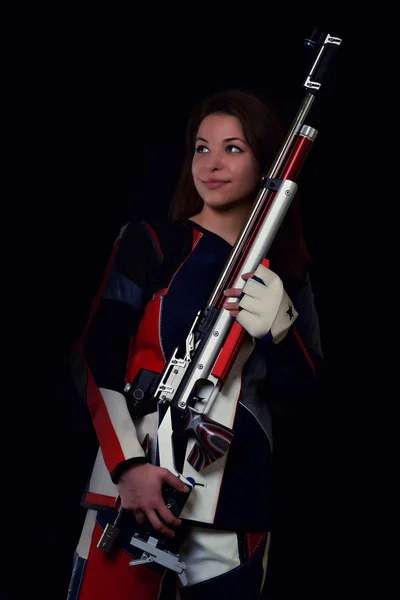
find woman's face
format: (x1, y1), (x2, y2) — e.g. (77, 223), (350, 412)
(192, 113), (261, 211)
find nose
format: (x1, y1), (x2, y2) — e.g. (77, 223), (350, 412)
(206, 150), (224, 172)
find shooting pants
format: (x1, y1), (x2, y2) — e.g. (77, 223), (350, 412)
(67, 507), (271, 599)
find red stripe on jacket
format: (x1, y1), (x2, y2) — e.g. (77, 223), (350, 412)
(126, 295), (167, 385)
(293, 327), (316, 378)
(141, 221), (164, 261)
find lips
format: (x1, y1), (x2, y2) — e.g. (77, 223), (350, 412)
(204, 179), (230, 189)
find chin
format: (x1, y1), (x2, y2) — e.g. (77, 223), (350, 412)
(204, 200), (236, 212)
(204, 194), (253, 212)
(203, 190), (237, 204)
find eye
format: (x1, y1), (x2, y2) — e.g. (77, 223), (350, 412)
(226, 145), (243, 153)
(195, 145), (209, 153)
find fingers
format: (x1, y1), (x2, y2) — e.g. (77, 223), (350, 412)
(223, 288), (242, 298)
(147, 509), (175, 538)
(156, 502), (182, 529)
(133, 508), (146, 524)
(222, 289), (241, 319)
(222, 284), (240, 317)
(223, 272), (254, 299)
(222, 300), (240, 309)
(162, 469), (190, 493)
(222, 300), (240, 318)
(134, 500), (181, 536)
(223, 272), (255, 318)
(121, 467), (190, 537)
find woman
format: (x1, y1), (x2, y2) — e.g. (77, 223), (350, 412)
(67, 88), (323, 599)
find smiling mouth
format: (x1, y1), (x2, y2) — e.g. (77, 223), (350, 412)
(204, 180), (230, 189)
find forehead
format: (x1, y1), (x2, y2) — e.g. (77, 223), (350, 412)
(197, 113), (245, 139)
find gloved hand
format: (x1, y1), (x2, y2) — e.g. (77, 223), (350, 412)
(223, 263), (298, 343)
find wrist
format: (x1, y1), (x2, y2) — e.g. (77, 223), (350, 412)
(111, 456), (148, 484)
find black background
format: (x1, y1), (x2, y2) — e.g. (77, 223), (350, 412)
(9, 10), (381, 600)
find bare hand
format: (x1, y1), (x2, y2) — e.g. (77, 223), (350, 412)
(117, 463), (190, 537)
(222, 272), (254, 318)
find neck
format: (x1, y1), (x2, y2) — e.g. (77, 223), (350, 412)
(189, 201), (253, 246)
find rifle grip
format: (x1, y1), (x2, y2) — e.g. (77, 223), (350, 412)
(162, 479), (194, 518)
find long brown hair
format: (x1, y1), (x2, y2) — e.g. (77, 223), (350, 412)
(168, 88), (312, 280)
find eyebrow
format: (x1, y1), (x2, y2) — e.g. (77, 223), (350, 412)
(196, 136), (248, 145)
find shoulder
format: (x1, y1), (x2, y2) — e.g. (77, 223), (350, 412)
(141, 218), (195, 252)
(114, 218), (194, 276)
(135, 218), (196, 261)
(114, 219), (179, 258)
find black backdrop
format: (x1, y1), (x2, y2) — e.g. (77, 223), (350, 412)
(13, 13), (372, 600)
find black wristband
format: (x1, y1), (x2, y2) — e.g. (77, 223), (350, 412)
(110, 456), (148, 484)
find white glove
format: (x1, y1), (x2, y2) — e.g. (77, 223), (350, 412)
(236, 263), (298, 343)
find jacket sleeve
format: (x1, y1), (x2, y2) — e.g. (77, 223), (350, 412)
(71, 220), (162, 483)
(259, 270), (325, 424)
(257, 273), (328, 525)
